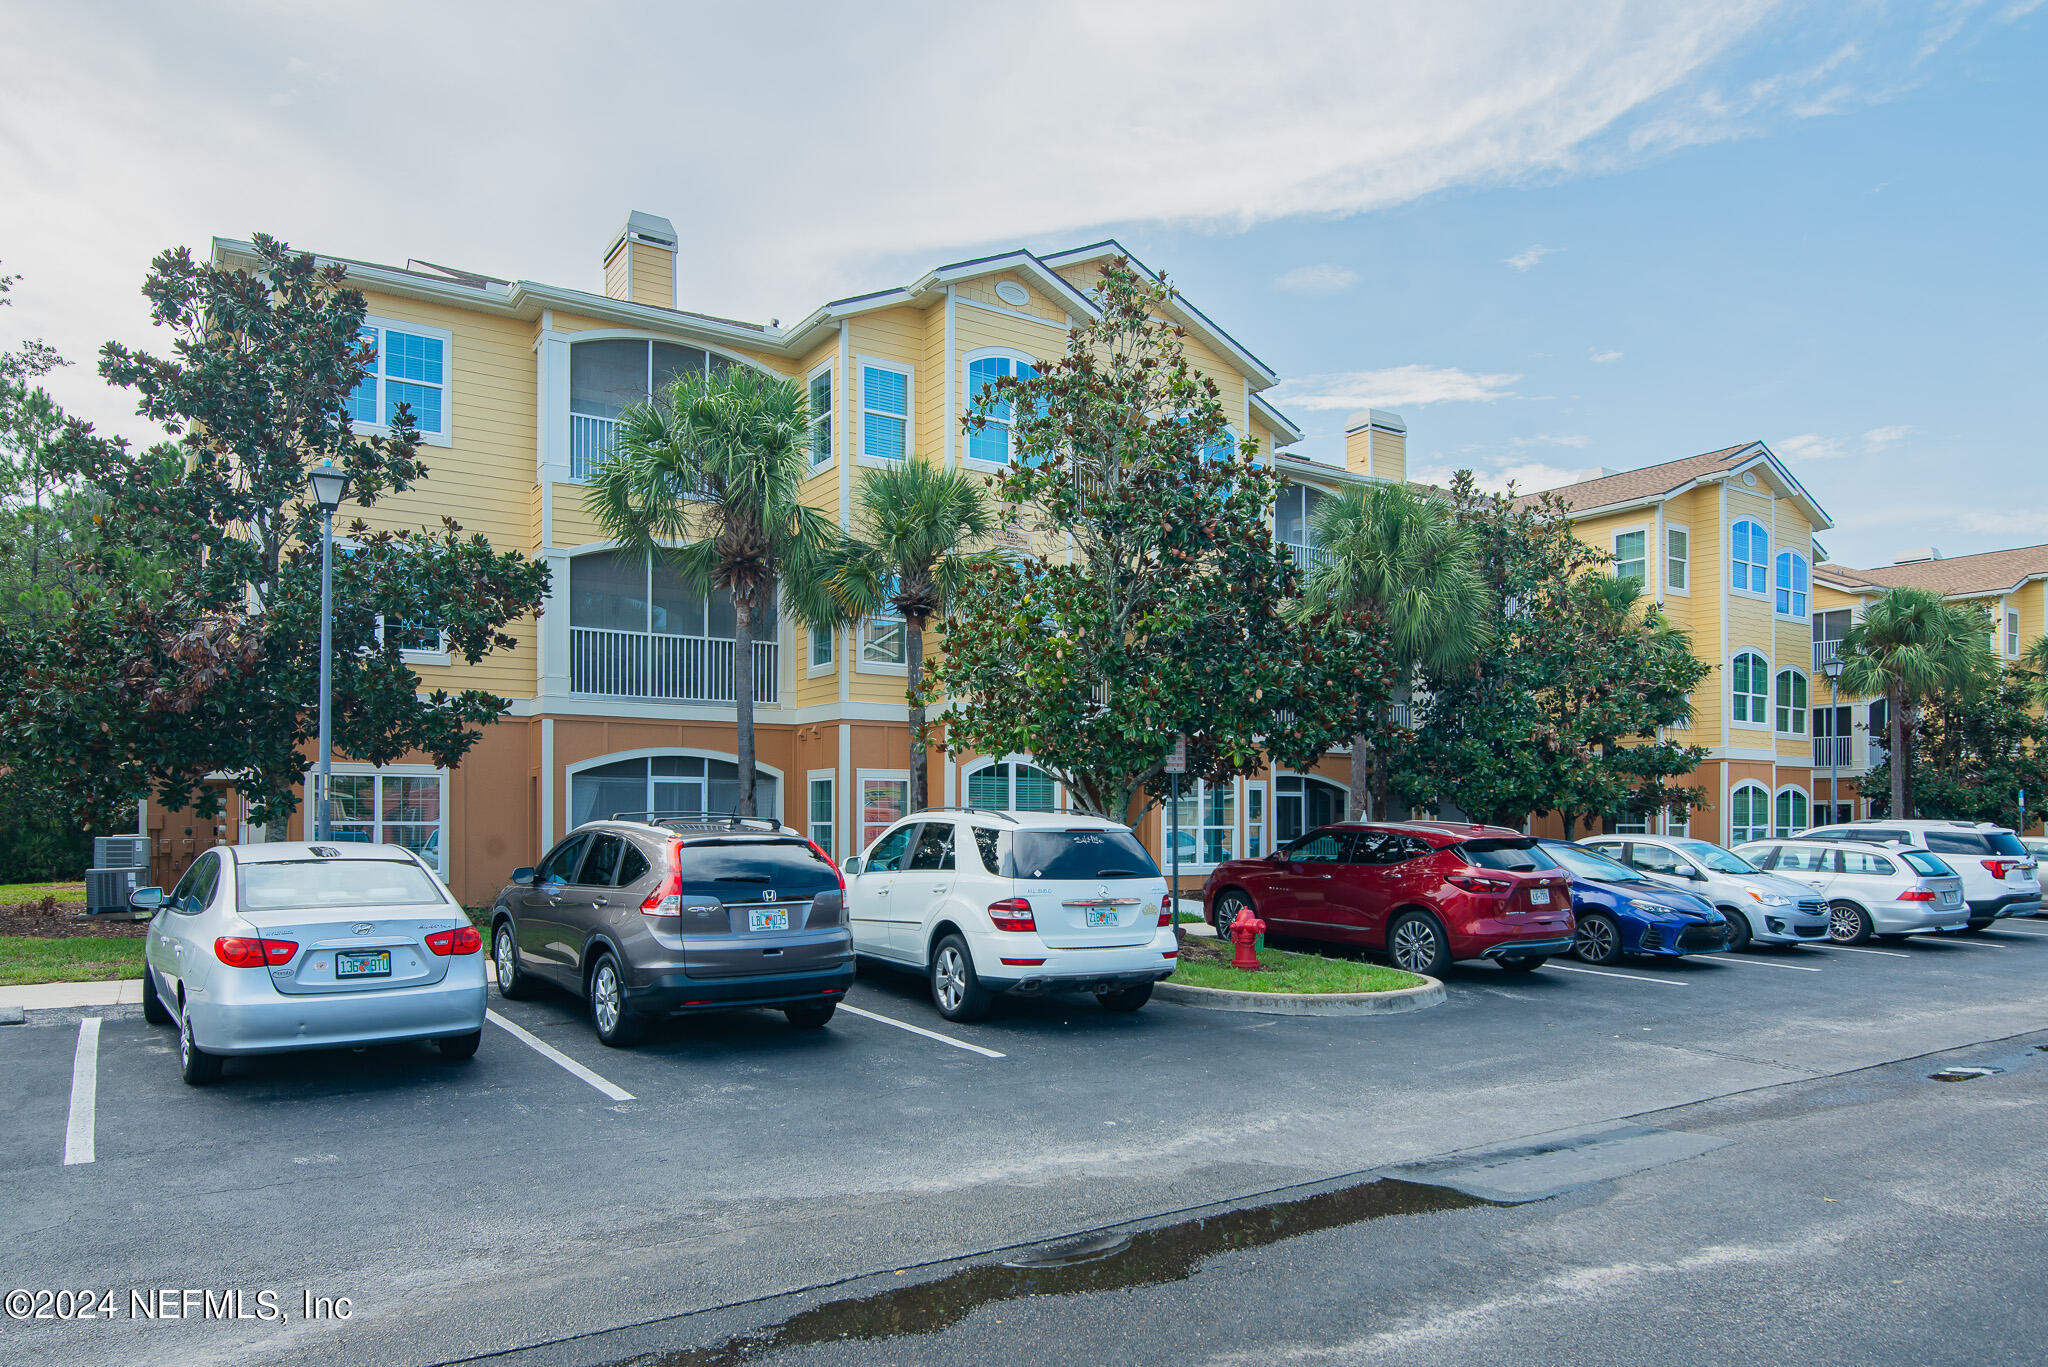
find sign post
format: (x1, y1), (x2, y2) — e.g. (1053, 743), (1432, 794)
(1164, 737), (1187, 918)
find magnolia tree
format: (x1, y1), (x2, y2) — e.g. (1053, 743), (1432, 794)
(926, 260), (1360, 829)
(0, 235), (548, 829)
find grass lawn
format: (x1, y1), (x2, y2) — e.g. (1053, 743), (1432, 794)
(1, 881), (87, 905)
(1171, 941), (1425, 995)
(0, 936), (145, 986)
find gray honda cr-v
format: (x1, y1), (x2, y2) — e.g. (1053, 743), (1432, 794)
(488, 816), (852, 1046)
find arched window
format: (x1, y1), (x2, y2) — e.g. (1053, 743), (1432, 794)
(1729, 783), (1770, 844)
(1731, 518), (1769, 595)
(1775, 550), (1810, 617)
(1731, 651), (1769, 725)
(1774, 669), (1808, 734)
(569, 753), (780, 827)
(964, 759), (1058, 812)
(963, 351), (1040, 466)
(569, 338), (739, 478)
(1774, 787), (1810, 839)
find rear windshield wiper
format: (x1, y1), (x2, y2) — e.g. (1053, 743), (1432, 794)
(715, 873), (773, 883)
(1094, 868), (1142, 877)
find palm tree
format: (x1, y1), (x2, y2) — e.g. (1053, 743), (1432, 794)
(588, 366), (839, 816)
(830, 455), (998, 811)
(1296, 483), (1492, 820)
(1836, 586), (1993, 819)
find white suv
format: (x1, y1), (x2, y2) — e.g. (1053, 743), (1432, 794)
(844, 809), (1176, 1021)
(1796, 820), (2041, 929)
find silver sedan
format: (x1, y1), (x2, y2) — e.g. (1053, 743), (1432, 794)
(132, 841), (487, 1084)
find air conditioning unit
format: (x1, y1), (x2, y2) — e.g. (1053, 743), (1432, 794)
(86, 866), (145, 917)
(93, 836), (151, 869)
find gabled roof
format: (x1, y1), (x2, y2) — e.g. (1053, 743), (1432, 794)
(1039, 240), (1280, 389)
(1250, 392), (1303, 447)
(1511, 441), (1834, 532)
(1817, 542), (2048, 598)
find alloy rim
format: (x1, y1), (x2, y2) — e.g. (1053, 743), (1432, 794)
(935, 947), (966, 1012)
(179, 1013), (191, 1069)
(1830, 905), (1860, 942)
(495, 929), (514, 987)
(1577, 918), (1616, 961)
(1393, 921), (1436, 972)
(594, 963), (620, 1034)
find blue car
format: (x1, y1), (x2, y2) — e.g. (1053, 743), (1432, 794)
(1536, 839), (1733, 964)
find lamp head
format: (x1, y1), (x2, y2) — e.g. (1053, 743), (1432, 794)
(1822, 656), (1844, 682)
(307, 462), (348, 513)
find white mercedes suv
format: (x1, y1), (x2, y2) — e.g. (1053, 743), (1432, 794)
(843, 809), (1177, 1021)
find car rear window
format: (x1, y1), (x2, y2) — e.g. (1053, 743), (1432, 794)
(1900, 850), (1952, 877)
(677, 838), (839, 900)
(1455, 838), (1557, 872)
(1924, 831), (2024, 856)
(1006, 829), (1160, 880)
(239, 860), (446, 911)
(1542, 843), (1648, 883)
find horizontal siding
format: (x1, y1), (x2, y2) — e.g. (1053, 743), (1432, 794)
(954, 272), (1070, 325)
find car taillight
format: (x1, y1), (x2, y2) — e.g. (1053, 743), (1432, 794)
(426, 925), (482, 955)
(808, 838), (846, 896)
(1898, 888), (1937, 902)
(1448, 871), (1512, 894)
(1983, 858), (2029, 879)
(643, 837), (686, 918)
(214, 936), (296, 967)
(988, 897), (1035, 932)
(1158, 894), (1173, 927)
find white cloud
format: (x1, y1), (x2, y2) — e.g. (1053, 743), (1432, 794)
(1589, 347), (1625, 363)
(1862, 424), (1913, 450)
(1511, 433), (1592, 448)
(1777, 433), (1850, 461)
(1504, 244), (1562, 271)
(1412, 460), (1603, 495)
(1275, 263), (1359, 296)
(1270, 365), (1522, 411)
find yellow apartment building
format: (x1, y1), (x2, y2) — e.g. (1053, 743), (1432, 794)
(1522, 443), (1835, 846)
(142, 212), (1382, 903)
(1811, 543), (2048, 831)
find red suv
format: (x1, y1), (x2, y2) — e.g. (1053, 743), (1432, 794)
(1202, 822), (1574, 976)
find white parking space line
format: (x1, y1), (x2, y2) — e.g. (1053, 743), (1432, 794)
(1925, 938), (2010, 950)
(486, 1010), (636, 1101)
(1820, 944), (1912, 959)
(1544, 964), (1688, 986)
(1986, 926), (2048, 937)
(63, 1017), (101, 1166)
(839, 1004), (1007, 1059)
(1709, 955), (1822, 973)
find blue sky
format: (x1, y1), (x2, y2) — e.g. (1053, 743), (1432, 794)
(2, 1), (2041, 568)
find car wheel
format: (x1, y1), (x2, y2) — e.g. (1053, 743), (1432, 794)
(1720, 907), (1754, 952)
(178, 1002), (223, 1086)
(1828, 900), (1872, 945)
(492, 920), (535, 1000)
(1497, 956), (1548, 974)
(141, 963), (172, 1026)
(929, 934), (992, 1022)
(1572, 912), (1623, 966)
(1212, 890), (1252, 938)
(435, 1030), (482, 1060)
(1387, 911), (1451, 977)
(1964, 919), (1995, 933)
(588, 953), (644, 1047)
(1097, 982), (1153, 1012)
(784, 1002), (837, 1029)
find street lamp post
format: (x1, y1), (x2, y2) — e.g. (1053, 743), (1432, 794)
(1822, 654), (1845, 826)
(307, 462), (349, 842)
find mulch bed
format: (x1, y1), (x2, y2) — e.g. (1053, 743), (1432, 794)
(1176, 934), (1239, 967)
(1, 898), (148, 939)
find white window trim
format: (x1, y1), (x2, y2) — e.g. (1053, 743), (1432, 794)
(2005, 605), (2021, 658)
(1772, 783), (1811, 839)
(855, 769), (912, 857)
(857, 356), (914, 466)
(960, 754), (1065, 814)
(1729, 780), (1772, 844)
(303, 762), (450, 876)
(856, 611), (909, 676)
(1664, 522), (1691, 597)
(1167, 777), (1239, 872)
(334, 536), (451, 665)
(806, 769), (837, 857)
(806, 359), (835, 471)
(1774, 549), (1811, 621)
(960, 348), (1039, 472)
(807, 625), (836, 677)
(1773, 667), (1810, 737)
(1610, 524), (1650, 584)
(562, 748), (786, 825)
(1730, 517), (1771, 601)
(1244, 779), (1268, 860)
(350, 315), (454, 448)
(1731, 650), (1771, 731)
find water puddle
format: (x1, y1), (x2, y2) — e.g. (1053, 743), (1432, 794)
(601, 1177), (1492, 1366)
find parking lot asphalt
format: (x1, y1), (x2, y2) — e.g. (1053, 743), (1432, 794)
(4, 924), (2048, 1367)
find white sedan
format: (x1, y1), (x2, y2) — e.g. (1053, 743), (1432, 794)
(132, 842), (487, 1084)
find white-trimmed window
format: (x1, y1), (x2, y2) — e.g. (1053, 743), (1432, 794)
(1610, 812), (1651, 835)
(1169, 779), (1236, 865)
(964, 351), (1039, 466)
(807, 772), (835, 856)
(1661, 805), (1691, 837)
(318, 764), (448, 876)
(1245, 781), (1267, 858)
(569, 754), (780, 827)
(1731, 651), (1769, 726)
(860, 360), (911, 461)
(1774, 669), (1808, 735)
(1731, 518), (1769, 596)
(349, 318), (451, 444)
(808, 626), (834, 674)
(964, 759), (1058, 812)
(2007, 609), (2021, 657)
(1729, 782), (1770, 844)
(860, 576), (906, 668)
(1774, 550), (1810, 618)
(807, 363), (833, 467)
(1774, 787), (1810, 839)
(338, 542), (447, 661)
(1666, 526), (1690, 593)
(857, 771), (910, 852)
(1613, 529), (1647, 584)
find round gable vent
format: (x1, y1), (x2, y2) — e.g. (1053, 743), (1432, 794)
(994, 281), (1030, 307)
(1741, 471), (1759, 486)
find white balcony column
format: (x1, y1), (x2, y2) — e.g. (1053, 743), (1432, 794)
(537, 329), (572, 485)
(539, 547), (573, 701)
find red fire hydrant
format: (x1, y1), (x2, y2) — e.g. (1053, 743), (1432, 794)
(1229, 907), (1267, 971)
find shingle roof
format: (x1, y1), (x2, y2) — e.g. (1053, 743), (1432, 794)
(1510, 444), (1756, 512)
(1817, 542), (2048, 597)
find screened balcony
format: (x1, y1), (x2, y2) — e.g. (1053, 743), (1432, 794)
(1276, 481), (1331, 573)
(569, 339), (733, 480)
(569, 549), (777, 703)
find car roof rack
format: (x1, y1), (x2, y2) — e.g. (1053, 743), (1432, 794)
(911, 806), (1019, 824)
(608, 811), (796, 834)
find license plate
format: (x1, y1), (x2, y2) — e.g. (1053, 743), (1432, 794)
(335, 949), (390, 979)
(1941, 890), (1960, 905)
(1087, 909), (1118, 927)
(749, 908), (789, 932)
(1528, 888), (1551, 906)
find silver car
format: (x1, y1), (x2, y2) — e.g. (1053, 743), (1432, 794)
(1735, 838), (1968, 942)
(1580, 835), (1830, 949)
(131, 842), (488, 1085)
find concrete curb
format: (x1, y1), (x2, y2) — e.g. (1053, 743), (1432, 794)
(1154, 975), (1446, 1016)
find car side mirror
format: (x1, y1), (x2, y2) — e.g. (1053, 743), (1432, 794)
(128, 886), (165, 912)
(1681, 866), (1706, 880)
(1265, 849), (1287, 863)
(510, 867), (538, 886)
(841, 855), (864, 876)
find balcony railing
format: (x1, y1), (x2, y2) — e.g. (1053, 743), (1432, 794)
(570, 412), (620, 480)
(570, 626), (777, 703)
(1811, 736), (1853, 769)
(1282, 540), (1330, 573)
(1813, 639), (1844, 673)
